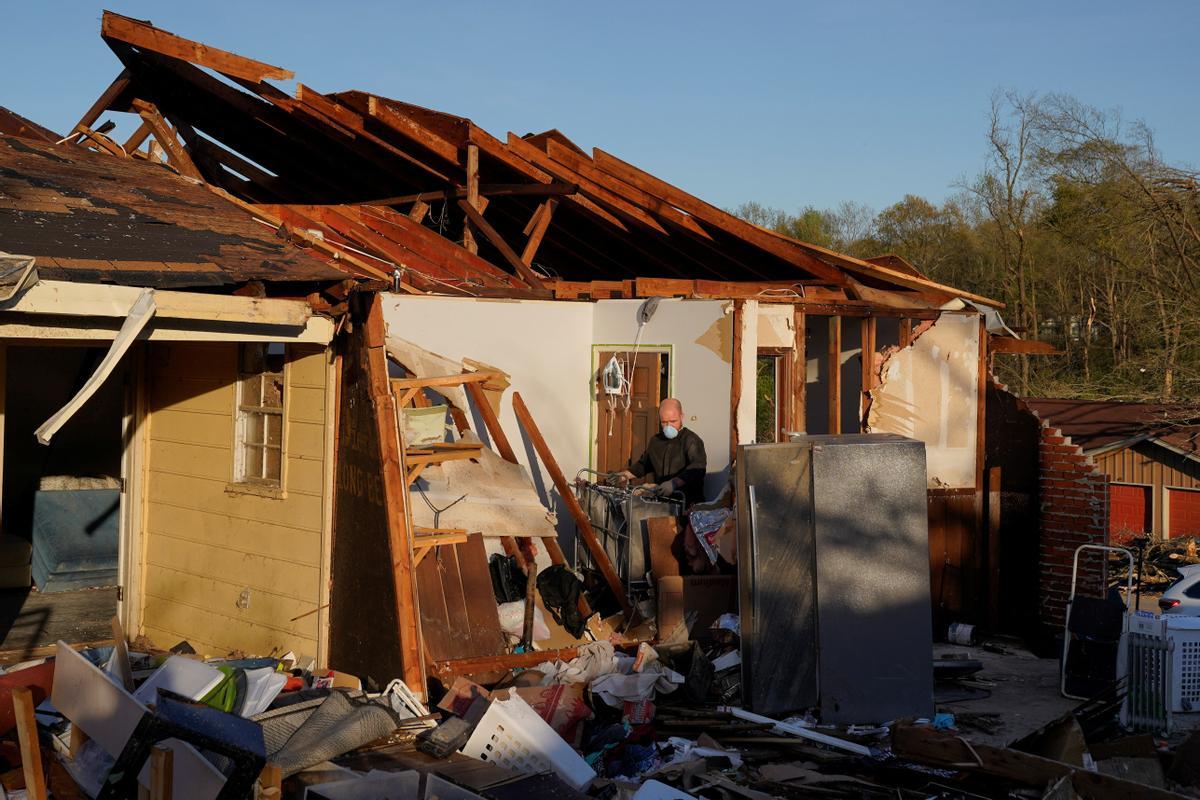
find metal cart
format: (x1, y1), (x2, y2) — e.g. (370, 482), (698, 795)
(573, 468), (684, 596)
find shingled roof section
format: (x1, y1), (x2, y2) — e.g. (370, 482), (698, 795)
(1024, 398), (1200, 455)
(0, 134), (348, 289)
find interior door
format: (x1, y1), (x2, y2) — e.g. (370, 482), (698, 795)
(595, 351), (663, 475)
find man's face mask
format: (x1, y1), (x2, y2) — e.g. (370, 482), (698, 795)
(661, 424), (679, 439)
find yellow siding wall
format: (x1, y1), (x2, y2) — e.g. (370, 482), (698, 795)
(142, 342), (329, 657)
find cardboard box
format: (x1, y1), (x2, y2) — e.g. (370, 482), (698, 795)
(656, 575), (736, 640)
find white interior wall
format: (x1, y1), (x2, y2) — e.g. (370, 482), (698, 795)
(592, 299), (734, 500)
(382, 295), (594, 543)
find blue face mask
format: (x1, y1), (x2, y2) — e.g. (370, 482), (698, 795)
(661, 424), (679, 439)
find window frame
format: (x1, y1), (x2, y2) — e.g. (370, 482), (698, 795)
(231, 342), (288, 494)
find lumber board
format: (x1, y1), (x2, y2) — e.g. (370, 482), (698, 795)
(367, 96), (459, 163)
(101, 12), (293, 82)
(131, 99), (202, 180)
(522, 199), (557, 266)
(591, 147), (847, 285)
(890, 723), (1187, 800)
(512, 391), (631, 616)
(66, 69), (131, 144)
(12, 687), (46, 800)
(457, 200), (547, 289)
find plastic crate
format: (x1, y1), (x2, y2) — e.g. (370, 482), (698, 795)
(460, 691), (595, 790)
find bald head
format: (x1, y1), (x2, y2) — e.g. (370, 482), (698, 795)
(659, 398), (683, 431)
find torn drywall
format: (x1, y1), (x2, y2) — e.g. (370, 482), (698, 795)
(867, 312), (980, 488)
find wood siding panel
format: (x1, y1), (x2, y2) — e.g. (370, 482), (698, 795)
(141, 341), (329, 658)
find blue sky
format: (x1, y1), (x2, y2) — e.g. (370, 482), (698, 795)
(4, 2), (1197, 214)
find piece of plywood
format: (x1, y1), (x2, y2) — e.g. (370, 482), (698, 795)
(415, 536), (505, 662)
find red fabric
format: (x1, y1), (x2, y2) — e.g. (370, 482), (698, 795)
(1168, 488), (1200, 538)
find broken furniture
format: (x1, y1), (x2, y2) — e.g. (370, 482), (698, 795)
(736, 434), (933, 722)
(98, 692), (266, 800)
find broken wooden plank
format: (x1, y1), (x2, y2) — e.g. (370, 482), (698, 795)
(512, 391), (632, 616)
(457, 199), (547, 290)
(12, 687), (46, 800)
(65, 69), (131, 145)
(130, 99), (203, 180)
(522, 198), (557, 266)
(890, 723), (1188, 800)
(101, 12), (294, 82)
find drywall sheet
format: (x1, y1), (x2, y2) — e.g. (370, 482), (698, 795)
(592, 299), (733, 499)
(755, 304), (794, 348)
(410, 437), (559, 538)
(867, 312), (980, 488)
(382, 295), (594, 543)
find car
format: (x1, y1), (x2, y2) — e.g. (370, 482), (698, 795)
(1158, 564), (1200, 614)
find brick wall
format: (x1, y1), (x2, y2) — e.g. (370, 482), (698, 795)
(991, 380), (1109, 630)
(1036, 418), (1110, 627)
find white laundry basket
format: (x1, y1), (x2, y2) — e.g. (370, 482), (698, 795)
(1167, 616), (1200, 713)
(460, 690), (595, 790)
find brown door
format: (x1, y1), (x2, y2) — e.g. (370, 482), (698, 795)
(595, 351), (663, 475)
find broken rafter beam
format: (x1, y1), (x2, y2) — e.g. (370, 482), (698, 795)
(101, 11), (294, 83)
(457, 199), (547, 290)
(522, 198), (557, 266)
(65, 69), (132, 144)
(357, 182), (578, 207)
(131, 99), (203, 180)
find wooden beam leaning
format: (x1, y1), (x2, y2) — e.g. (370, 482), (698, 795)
(12, 686), (46, 800)
(465, 380), (518, 463)
(101, 11), (294, 83)
(131, 99), (203, 180)
(457, 199), (547, 290)
(65, 69), (131, 145)
(522, 199), (557, 266)
(591, 148), (849, 285)
(512, 392), (632, 616)
(827, 315), (842, 435)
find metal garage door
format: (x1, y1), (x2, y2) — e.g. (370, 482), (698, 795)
(1110, 483), (1151, 537)
(1168, 487), (1200, 538)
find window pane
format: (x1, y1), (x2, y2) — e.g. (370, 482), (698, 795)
(265, 342), (286, 373)
(265, 445), (282, 481)
(246, 413), (265, 446)
(266, 414), (283, 447)
(263, 373), (284, 408)
(242, 373), (263, 406)
(244, 445), (265, 480)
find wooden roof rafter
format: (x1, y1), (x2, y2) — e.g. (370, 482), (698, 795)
(100, 11), (294, 83)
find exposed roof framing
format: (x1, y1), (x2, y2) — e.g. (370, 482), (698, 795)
(47, 11), (1001, 306)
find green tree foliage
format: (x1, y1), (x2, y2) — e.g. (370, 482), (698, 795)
(731, 92), (1200, 402)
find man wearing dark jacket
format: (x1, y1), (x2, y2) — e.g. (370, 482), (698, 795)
(619, 398), (708, 506)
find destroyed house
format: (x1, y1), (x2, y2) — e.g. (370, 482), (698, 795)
(0, 11), (1087, 691)
(0, 131), (352, 666)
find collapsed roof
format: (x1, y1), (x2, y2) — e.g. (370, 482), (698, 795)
(21, 11), (1001, 307)
(0, 134), (347, 290)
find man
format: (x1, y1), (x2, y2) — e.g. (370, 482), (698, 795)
(620, 398), (708, 506)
